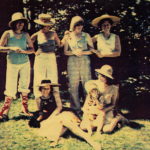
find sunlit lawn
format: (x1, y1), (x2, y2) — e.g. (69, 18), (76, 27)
(0, 98), (150, 150)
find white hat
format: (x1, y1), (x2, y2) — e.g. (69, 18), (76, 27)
(34, 13), (54, 26)
(95, 65), (114, 79)
(91, 14), (120, 27)
(9, 12), (28, 27)
(69, 16), (84, 31)
(38, 79), (60, 87)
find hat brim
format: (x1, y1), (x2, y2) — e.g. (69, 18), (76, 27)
(91, 15), (120, 27)
(34, 19), (54, 26)
(38, 83), (60, 87)
(95, 69), (114, 79)
(9, 18), (28, 27)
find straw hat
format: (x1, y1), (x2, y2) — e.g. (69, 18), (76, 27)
(95, 65), (114, 79)
(34, 13), (54, 26)
(91, 14), (120, 27)
(38, 79), (60, 87)
(9, 12), (28, 27)
(69, 16), (84, 31)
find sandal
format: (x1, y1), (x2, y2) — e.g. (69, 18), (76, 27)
(0, 114), (9, 122)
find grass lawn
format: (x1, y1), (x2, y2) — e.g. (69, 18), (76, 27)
(0, 98), (150, 150)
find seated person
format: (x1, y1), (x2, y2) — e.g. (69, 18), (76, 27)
(80, 88), (106, 135)
(29, 79), (62, 127)
(29, 107), (101, 150)
(83, 65), (128, 134)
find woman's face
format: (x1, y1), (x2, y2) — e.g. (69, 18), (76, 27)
(42, 26), (51, 33)
(16, 20), (24, 31)
(74, 24), (83, 33)
(101, 20), (111, 33)
(41, 85), (51, 97)
(98, 73), (107, 83)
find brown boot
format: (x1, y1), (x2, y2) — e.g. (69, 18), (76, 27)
(0, 96), (13, 121)
(21, 94), (33, 116)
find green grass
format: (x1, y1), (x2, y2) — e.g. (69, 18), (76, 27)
(0, 99), (150, 150)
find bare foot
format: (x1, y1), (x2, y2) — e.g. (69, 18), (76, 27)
(50, 141), (58, 147)
(21, 111), (33, 116)
(91, 141), (102, 150)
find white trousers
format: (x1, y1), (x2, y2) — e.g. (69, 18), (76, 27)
(33, 53), (58, 98)
(4, 61), (30, 99)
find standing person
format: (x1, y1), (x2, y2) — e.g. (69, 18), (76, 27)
(0, 12), (34, 121)
(91, 14), (121, 81)
(64, 16), (94, 114)
(31, 14), (61, 110)
(84, 65), (128, 133)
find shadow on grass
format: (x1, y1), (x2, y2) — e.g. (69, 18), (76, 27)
(11, 115), (33, 121)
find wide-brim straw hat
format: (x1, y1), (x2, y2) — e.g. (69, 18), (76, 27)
(38, 79), (60, 87)
(91, 14), (120, 27)
(69, 16), (84, 31)
(9, 12), (28, 27)
(34, 13), (54, 26)
(95, 65), (114, 79)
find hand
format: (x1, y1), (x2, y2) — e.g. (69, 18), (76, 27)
(72, 49), (83, 57)
(98, 104), (104, 110)
(35, 50), (42, 55)
(9, 47), (21, 52)
(96, 52), (103, 58)
(91, 49), (98, 54)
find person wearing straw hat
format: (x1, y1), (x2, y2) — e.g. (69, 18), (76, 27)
(29, 79), (62, 127)
(31, 13), (62, 110)
(64, 16), (94, 115)
(91, 14), (121, 81)
(84, 65), (128, 133)
(0, 12), (35, 121)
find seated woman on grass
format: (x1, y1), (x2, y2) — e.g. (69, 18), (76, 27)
(82, 65), (128, 134)
(29, 79), (62, 127)
(29, 80), (101, 150)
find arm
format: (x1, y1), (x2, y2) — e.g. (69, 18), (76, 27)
(50, 91), (62, 118)
(61, 30), (70, 47)
(0, 31), (9, 47)
(31, 32), (37, 43)
(92, 35), (97, 43)
(54, 32), (61, 47)
(82, 95), (91, 112)
(64, 40), (74, 56)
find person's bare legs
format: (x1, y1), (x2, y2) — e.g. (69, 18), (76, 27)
(0, 96), (13, 119)
(61, 113), (101, 150)
(80, 115), (93, 136)
(96, 111), (106, 133)
(102, 115), (122, 133)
